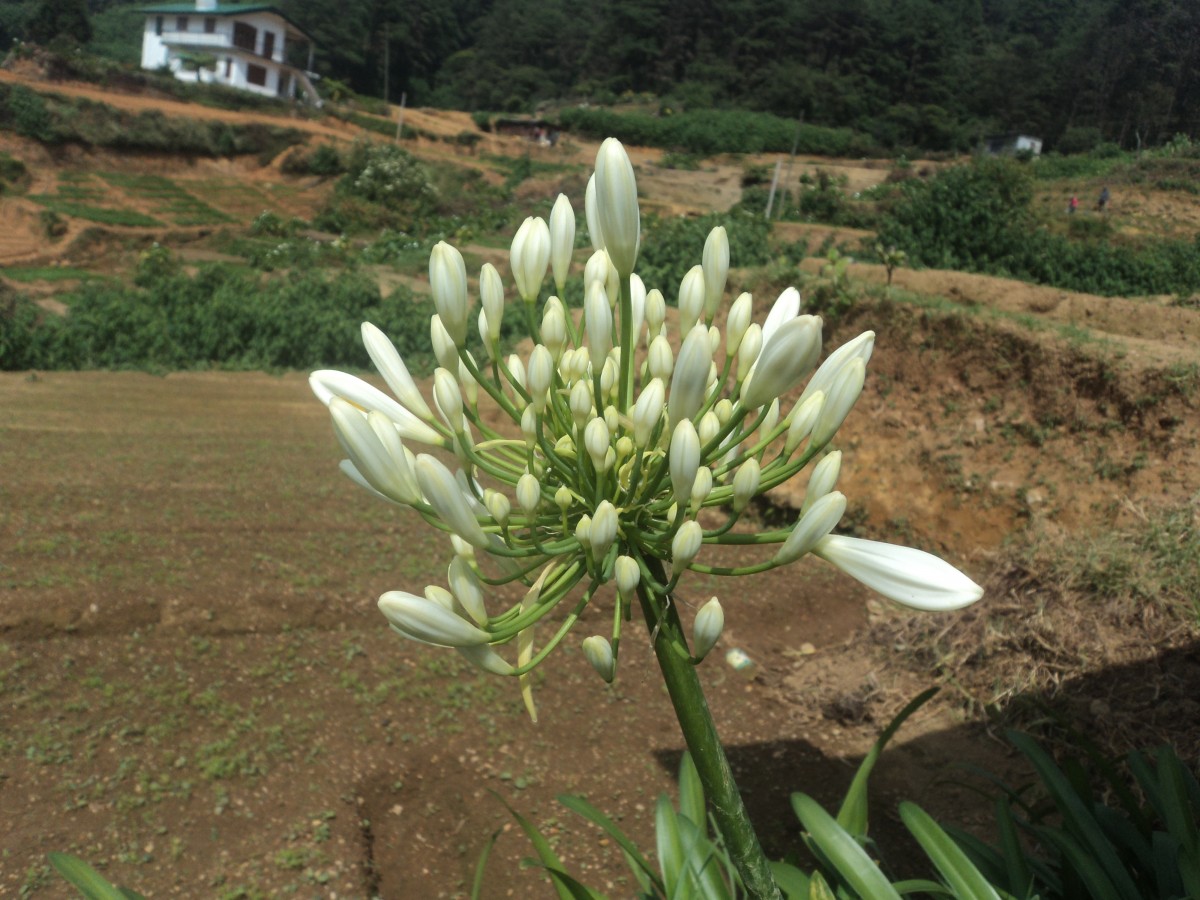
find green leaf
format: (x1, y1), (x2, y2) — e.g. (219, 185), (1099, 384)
(494, 792), (577, 900)
(1037, 829), (1124, 900)
(656, 794), (684, 894)
(470, 830), (500, 900)
(892, 879), (955, 895)
(677, 752), (706, 829)
(837, 688), (938, 837)
(807, 870), (838, 900)
(1156, 746), (1200, 859)
(791, 793), (902, 900)
(48, 854), (145, 900)
(545, 867), (610, 899)
(899, 802), (1001, 900)
(994, 797), (1035, 898)
(770, 861), (812, 899)
(559, 794), (663, 891)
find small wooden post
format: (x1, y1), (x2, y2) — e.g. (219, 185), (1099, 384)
(764, 159), (782, 220)
(394, 92), (407, 142)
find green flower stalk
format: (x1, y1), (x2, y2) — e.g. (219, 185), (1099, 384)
(310, 137), (984, 897)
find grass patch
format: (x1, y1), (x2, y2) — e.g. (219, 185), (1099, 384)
(99, 172), (233, 226)
(2, 266), (97, 283)
(27, 196), (162, 227)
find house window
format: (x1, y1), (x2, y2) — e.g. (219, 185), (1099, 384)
(176, 16), (188, 31)
(262, 31), (275, 60)
(246, 63), (267, 86)
(232, 22), (256, 52)
(225, 57), (232, 78)
(205, 18), (216, 33)
(154, 16), (163, 36)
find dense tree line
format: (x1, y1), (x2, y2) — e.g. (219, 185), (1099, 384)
(3, 0), (1197, 152)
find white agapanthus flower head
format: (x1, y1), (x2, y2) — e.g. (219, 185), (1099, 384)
(310, 137), (983, 719)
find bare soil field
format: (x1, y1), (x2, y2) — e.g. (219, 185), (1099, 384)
(2, 67), (1200, 897)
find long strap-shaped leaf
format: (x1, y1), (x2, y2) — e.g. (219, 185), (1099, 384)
(899, 802), (1001, 900)
(48, 854), (145, 900)
(559, 794), (665, 894)
(792, 793), (902, 900)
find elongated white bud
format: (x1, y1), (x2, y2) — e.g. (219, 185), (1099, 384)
(448, 555), (487, 625)
(732, 457), (761, 513)
(485, 490), (511, 528)
(799, 331), (875, 408)
(645, 289), (666, 335)
(582, 635), (615, 682)
(632, 378), (665, 447)
(669, 419), (701, 506)
(813, 535), (984, 611)
(575, 514), (592, 548)
(527, 344), (554, 413)
(594, 138), (640, 275)
(678, 265), (706, 335)
(669, 324), (713, 428)
(702, 227), (729, 319)
(429, 242), (469, 346)
(591, 500), (618, 559)
(542, 301), (567, 359)
(811, 358), (866, 447)
(379, 590), (490, 647)
(762, 286), (801, 347)
(629, 273), (647, 344)
(549, 193), (575, 290)
(697, 410), (721, 447)
(803, 450), (842, 513)
(479, 263), (504, 343)
(584, 174), (605, 251)
(690, 466), (713, 507)
(736, 324), (762, 382)
(725, 293), (752, 357)
(785, 391), (824, 454)
(505, 352), (526, 393)
(741, 315), (823, 409)
(646, 334), (673, 382)
(415, 455), (489, 548)
(568, 380), (592, 429)
(585, 280), (612, 373)
(776, 491), (846, 564)
(692, 597), (724, 659)
(516, 472), (541, 515)
(671, 520), (703, 576)
(511, 216), (551, 302)
(329, 399), (412, 504)
(429, 314), (458, 372)
(584, 416), (611, 472)
(360, 322), (434, 421)
(615, 555), (640, 597)
(433, 367), (464, 433)
(310, 370), (444, 447)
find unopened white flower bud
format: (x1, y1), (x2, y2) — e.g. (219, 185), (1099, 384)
(520, 404), (537, 448)
(736, 324), (762, 382)
(585, 281), (612, 373)
(678, 265), (706, 335)
(585, 173), (605, 251)
(600, 355), (618, 399)
(477, 310), (494, 360)
(669, 324), (713, 428)
(763, 286), (801, 346)
(632, 378), (665, 446)
(690, 466), (713, 507)
(415, 454), (489, 548)
(584, 416), (611, 471)
(591, 501), (618, 559)
(594, 138), (640, 275)
(725, 293), (752, 357)
(449, 535), (475, 561)
(692, 596), (724, 659)
(484, 490), (511, 528)
(570, 380), (594, 429)
(732, 457), (761, 512)
(714, 399), (734, 425)
(549, 193), (575, 290)
(645, 289), (666, 335)
(646, 334), (673, 382)
(527, 344), (554, 413)
(777, 491), (846, 564)
(615, 555), (640, 597)
(379, 590), (490, 647)
(448, 555), (487, 625)
(429, 242), (469, 346)
(799, 331), (875, 408)
(803, 450), (842, 513)
(542, 301), (567, 359)
(516, 472), (541, 515)
(671, 520), (703, 576)
(811, 358), (866, 447)
(603, 404), (619, 434)
(629, 273), (647, 344)
(430, 314), (459, 372)
(670, 419), (700, 505)
(433, 367), (464, 433)
(511, 216), (551, 302)
(698, 410), (721, 447)
(741, 315), (823, 409)
(785, 391), (824, 453)
(457, 644), (514, 675)
(479, 262), (504, 343)
(581, 635), (615, 682)
(813, 534), (983, 611)
(702, 227), (730, 319)
(360, 322), (434, 421)
(506, 352), (526, 392)
(575, 514), (592, 548)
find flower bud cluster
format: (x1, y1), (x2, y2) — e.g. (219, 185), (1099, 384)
(311, 138), (983, 714)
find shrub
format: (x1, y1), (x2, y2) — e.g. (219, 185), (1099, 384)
(636, 211), (772, 294)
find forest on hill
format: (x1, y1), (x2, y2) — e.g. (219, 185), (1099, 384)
(2, 0), (1199, 153)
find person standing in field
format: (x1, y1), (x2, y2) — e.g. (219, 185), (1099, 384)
(1098, 186), (1110, 213)
(1068, 195), (1078, 214)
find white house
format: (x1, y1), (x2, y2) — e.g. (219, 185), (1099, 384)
(981, 133), (1044, 157)
(140, 0), (320, 104)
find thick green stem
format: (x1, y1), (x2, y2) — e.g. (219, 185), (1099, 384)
(636, 562), (781, 899)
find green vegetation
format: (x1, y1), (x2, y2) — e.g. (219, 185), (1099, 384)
(638, 212), (772, 294)
(1, 266), (97, 283)
(0, 151), (29, 194)
(27, 196), (162, 227)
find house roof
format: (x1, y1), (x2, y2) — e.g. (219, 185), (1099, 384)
(141, 4), (311, 40)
